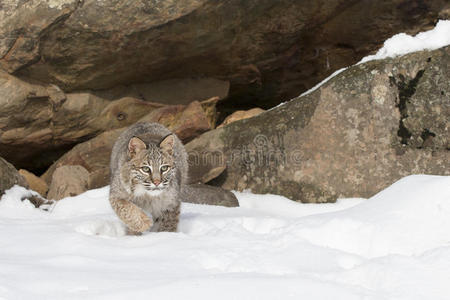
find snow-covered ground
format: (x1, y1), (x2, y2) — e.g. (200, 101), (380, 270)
(1, 175), (450, 299)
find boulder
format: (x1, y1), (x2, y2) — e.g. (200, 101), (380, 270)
(0, 71), (66, 171)
(1, 0), (446, 109)
(18, 169), (48, 196)
(41, 100), (214, 189)
(47, 165), (90, 200)
(0, 157), (28, 196)
(185, 46), (450, 202)
(218, 108), (265, 128)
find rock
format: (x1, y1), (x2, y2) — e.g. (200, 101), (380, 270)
(1, 0), (446, 110)
(42, 129), (122, 190)
(218, 108), (265, 128)
(0, 70), (218, 171)
(0, 71), (66, 171)
(395, 54), (449, 150)
(42, 101), (214, 190)
(0, 157), (28, 196)
(47, 165), (89, 200)
(199, 97), (220, 130)
(0, 0), (81, 73)
(0, 71), (164, 170)
(18, 169), (48, 196)
(185, 46), (450, 202)
(138, 100), (212, 143)
(197, 166), (227, 184)
(186, 130), (228, 184)
(181, 184), (239, 207)
(93, 79), (229, 106)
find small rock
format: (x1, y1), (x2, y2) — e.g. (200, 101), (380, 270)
(218, 108), (265, 128)
(47, 165), (90, 200)
(0, 157), (28, 196)
(19, 169), (49, 196)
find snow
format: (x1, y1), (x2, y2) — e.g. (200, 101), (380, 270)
(299, 67), (346, 97)
(300, 19), (450, 97)
(2, 19), (450, 300)
(1, 175), (450, 299)
(359, 19), (450, 63)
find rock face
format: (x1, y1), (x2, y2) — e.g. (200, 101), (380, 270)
(0, 69), (216, 171)
(1, 0), (447, 110)
(47, 165), (90, 200)
(186, 46), (450, 202)
(0, 157), (27, 196)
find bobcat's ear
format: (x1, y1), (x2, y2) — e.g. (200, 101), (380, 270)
(128, 137), (146, 158)
(159, 134), (174, 155)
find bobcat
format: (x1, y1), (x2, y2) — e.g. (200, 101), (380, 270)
(109, 122), (188, 234)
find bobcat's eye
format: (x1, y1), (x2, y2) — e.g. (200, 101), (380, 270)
(160, 165), (170, 172)
(141, 166), (151, 173)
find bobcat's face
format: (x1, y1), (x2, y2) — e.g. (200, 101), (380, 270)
(127, 135), (176, 197)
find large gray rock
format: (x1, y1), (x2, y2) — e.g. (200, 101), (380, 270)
(1, 0), (447, 108)
(0, 157), (27, 196)
(186, 46), (450, 202)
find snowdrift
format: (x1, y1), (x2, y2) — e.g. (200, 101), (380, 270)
(0, 175), (449, 299)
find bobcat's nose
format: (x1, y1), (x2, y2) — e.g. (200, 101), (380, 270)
(153, 179), (161, 186)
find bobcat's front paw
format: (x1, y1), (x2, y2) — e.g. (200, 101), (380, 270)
(110, 198), (153, 234)
(128, 210), (152, 233)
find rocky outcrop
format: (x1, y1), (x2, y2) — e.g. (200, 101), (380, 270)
(47, 165), (89, 200)
(186, 46), (450, 202)
(41, 100), (214, 188)
(0, 69), (217, 171)
(0, 157), (27, 196)
(1, 1), (449, 203)
(1, 0), (447, 110)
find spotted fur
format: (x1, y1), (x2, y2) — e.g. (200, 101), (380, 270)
(109, 122), (187, 233)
